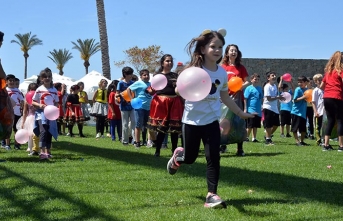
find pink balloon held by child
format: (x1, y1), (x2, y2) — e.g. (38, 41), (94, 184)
(282, 73), (292, 82)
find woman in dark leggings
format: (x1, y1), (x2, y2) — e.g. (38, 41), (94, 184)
(320, 51), (343, 151)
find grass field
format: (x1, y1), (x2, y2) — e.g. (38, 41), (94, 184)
(1, 125), (343, 221)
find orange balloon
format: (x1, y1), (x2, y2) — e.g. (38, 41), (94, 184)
(228, 77), (243, 92)
(304, 89), (313, 102)
(121, 89), (135, 102)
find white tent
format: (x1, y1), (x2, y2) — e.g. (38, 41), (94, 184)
(73, 70), (112, 100)
(19, 73), (76, 94)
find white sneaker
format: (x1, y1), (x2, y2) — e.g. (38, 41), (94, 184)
(101, 135), (104, 138)
(147, 140), (153, 148)
(96, 133), (101, 138)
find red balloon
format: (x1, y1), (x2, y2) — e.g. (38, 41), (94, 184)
(25, 91), (35, 105)
(282, 73), (292, 82)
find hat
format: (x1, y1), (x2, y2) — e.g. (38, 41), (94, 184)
(177, 62), (183, 66)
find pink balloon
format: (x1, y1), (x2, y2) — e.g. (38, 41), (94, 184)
(280, 92), (292, 103)
(44, 105), (59, 120)
(177, 67), (212, 101)
(15, 129), (30, 144)
(282, 73), (292, 82)
(25, 91), (35, 105)
(151, 74), (167, 90)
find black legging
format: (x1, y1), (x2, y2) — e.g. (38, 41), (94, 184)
(306, 106), (314, 135)
(178, 121), (221, 193)
(96, 116), (106, 135)
(324, 98), (343, 136)
(155, 132), (179, 154)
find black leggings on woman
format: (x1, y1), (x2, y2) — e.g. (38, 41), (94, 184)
(324, 98), (343, 136)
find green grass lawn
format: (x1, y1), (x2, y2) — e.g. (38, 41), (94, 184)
(1, 126), (343, 221)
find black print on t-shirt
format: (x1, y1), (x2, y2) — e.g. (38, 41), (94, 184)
(209, 79), (221, 95)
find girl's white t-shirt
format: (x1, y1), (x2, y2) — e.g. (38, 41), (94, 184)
(182, 65), (228, 125)
(32, 85), (59, 120)
(262, 83), (279, 114)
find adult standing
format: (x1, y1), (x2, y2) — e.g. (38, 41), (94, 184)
(0, 31), (14, 154)
(147, 54), (184, 157)
(221, 44), (250, 156)
(320, 51), (343, 151)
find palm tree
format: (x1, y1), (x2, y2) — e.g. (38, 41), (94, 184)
(11, 32), (43, 79)
(71, 39), (101, 75)
(47, 49), (73, 76)
(96, 0), (111, 79)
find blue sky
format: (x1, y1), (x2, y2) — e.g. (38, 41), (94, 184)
(0, 0), (341, 83)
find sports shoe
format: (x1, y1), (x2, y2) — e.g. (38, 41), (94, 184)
(309, 135), (315, 140)
(252, 139), (259, 143)
(244, 137), (249, 142)
(122, 142), (129, 145)
(146, 140), (153, 148)
(204, 194), (227, 208)
(323, 145), (334, 151)
(47, 154), (53, 158)
(96, 133), (101, 138)
(101, 135), (104, 138)
(40, 154), (49, 160)
(28, 151), (39, 156)
(280, 134), (285, 138)
(154, 151), (160, 157)
(236, 149), (245, 157)
(4, 145), (11, 150)
(300, 141), (309, 146)
(161, 144), (168, 149)
(338, 147), (343, 152)
(134, 141), (141, 149)
(167, 147), (183, 175)
(14, 144), (21, 150)
(265, 139), (274, 145)
(286, 133), (292, 138)
(220, 145), (227, 153)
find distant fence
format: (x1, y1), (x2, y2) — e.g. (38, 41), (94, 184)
(242, 58), (328, 83)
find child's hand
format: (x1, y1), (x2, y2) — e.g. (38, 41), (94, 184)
(278, 95), (286, 101)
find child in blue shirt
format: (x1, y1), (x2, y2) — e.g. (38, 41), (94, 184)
(291, 76), (308, 146)
(116, 67), (135, 145)
(127, 69), (153, 148)
(278, 77), (294, 138)
(244, 73), (263, 142)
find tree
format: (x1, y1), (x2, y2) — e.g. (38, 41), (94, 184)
(47, 49), (73, 76)
(71, 39), (101, 75)
(11, 32), (43, 79)
(114, 45), (164, 73)
(96, 0), (111, 79)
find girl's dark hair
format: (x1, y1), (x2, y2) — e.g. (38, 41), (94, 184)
(158, 54), (173, 73)
(39, 69), (53, 88)
(70, 85), (80, 91)
(185, 31), (225, 68)
(222, 44), (242, 67)
(27, 83), (38, 91)
(282, 83), (289, 90)
(54, 82), (62, 90)
(108, 80), (119, 92)
(77, 82), (84, 87)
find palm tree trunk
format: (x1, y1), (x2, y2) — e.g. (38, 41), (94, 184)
(24, 54), (28, 79)
(84, 60), (90, 75)
(96, 0), (111, 80)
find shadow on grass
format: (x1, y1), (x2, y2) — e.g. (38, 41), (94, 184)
(0, 165), (124, 221)
(2, 139), (343, 219)
(51, 141), (343, 207)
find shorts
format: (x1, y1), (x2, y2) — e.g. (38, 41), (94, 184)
(291, 114), (306, 133)
(246, 115), (261, 128)
(263, 109), (280, 128)
(280, 110), (291, 126)
(134, 109), (150, 129)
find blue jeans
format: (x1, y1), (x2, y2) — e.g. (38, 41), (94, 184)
(110, 119), (122, 141)
(134, 109), (150, 129)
